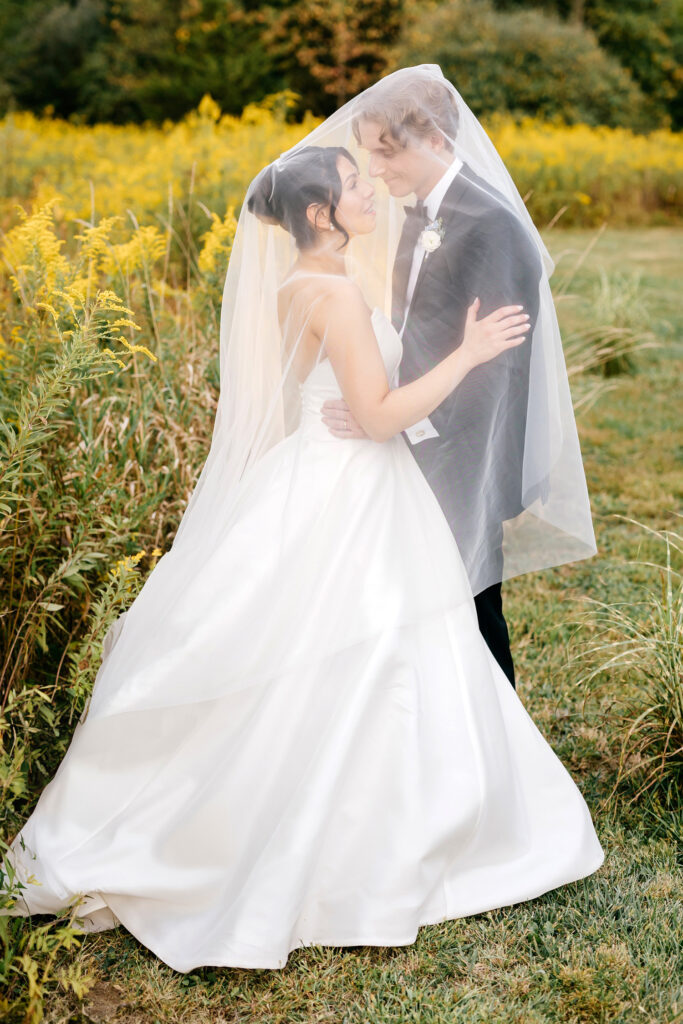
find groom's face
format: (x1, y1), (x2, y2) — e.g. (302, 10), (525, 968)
(356, 118), (448, 199)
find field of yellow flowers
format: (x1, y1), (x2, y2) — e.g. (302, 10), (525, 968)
(1, 94), (682, 235)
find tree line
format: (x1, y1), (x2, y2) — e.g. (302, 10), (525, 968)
(0, 0), (680, 129)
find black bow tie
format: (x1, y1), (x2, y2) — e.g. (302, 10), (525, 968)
(404, 200), (429, 223)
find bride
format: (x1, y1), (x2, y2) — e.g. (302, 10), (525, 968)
(1, 67), (603, 973)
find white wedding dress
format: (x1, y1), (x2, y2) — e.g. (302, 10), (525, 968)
(2, 308), (604, 971)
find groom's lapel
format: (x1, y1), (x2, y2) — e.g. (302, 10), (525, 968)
(391, 217), (417, 329)
(405, 169), (470, 320)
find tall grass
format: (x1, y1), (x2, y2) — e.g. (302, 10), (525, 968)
(574, 520), (683, 841)
(0, 200), (234, 819)
(553, 228), (660, 411)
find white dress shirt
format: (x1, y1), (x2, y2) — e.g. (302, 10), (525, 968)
(399, 156), (463, 339)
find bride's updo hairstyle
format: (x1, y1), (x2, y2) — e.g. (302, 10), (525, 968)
(247, 145), (357, 250)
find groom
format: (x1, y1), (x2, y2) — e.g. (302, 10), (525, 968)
(322, 78), (543, 690)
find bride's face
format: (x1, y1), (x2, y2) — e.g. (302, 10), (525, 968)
(332, 155), (376, 237)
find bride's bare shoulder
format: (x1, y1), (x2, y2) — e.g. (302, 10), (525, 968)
(320, 277), (374, 321)
(320, 276), (366, 306)
(279, 274), (370, 335)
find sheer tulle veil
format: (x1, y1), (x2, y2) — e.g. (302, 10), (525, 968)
(170, 64), (595, 582)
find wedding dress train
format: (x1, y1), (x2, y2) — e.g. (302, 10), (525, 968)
(2, 308), (604, 971)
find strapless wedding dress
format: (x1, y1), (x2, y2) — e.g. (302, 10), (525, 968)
(1, 308), (604, 971)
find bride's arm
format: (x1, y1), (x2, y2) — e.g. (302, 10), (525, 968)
(316, 283), (529, 444)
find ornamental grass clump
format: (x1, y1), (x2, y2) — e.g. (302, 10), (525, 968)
(554, 231), (659, 411)
(589, 268), (656, 377)
(575, 520), (683, 836)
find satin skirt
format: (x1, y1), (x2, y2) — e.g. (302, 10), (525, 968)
(2, 428), (604, 971)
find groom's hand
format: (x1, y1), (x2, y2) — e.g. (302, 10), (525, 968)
(321, 399), (369, 439)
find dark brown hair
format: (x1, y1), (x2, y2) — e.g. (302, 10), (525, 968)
(246, 145), (357, 250)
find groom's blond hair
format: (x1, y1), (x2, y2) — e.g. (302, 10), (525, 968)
(351, 76), (460, 152)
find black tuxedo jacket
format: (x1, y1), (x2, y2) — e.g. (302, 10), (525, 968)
(395, 161), (544, 575)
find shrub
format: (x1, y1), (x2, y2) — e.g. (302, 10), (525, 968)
(391, 0), (656, 130)
(492, 0), (683, 129)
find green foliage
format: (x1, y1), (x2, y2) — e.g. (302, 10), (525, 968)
(392, 0), (656, 129)
(0, 0), (106, 120)
(1, 0), (679, 129)
(493, 0), (683, 129)
(0, 0), (284, 123)
(0, 201), (220, 818)
(1, 815), (96, 1022)
(0, 888), (95, 1023)
(86, 0), (284, 122)
(557, 256), (660, 401)
(585, 0), (683, 130)
(589, 269), (656, 376)
(65, 550), (148, 725)
(0, 0), (405, 123)
(574, 521), (683, 831)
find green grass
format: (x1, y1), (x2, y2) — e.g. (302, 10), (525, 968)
(15, 227), (683, 1023)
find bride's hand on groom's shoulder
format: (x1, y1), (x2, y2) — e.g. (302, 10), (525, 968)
(321, 399), (369, 440)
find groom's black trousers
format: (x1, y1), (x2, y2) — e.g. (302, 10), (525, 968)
(474, 582), (516, 690)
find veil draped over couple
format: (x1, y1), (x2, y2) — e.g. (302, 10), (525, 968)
(2, 65), (603, 972)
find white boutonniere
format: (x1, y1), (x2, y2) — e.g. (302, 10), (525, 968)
(419, 217), (445, 257)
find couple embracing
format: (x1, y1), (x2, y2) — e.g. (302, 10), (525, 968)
(2, 66), (602, 972)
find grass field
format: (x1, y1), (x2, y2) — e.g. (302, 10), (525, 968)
(3, 226), (682, 1023)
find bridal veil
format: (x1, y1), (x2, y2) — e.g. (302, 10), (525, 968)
(169, 63), (595, 596)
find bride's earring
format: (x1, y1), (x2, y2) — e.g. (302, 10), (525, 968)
(329, 224), (335, 231)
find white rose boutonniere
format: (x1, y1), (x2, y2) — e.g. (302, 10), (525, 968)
(419, 217), (445, 257)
